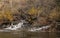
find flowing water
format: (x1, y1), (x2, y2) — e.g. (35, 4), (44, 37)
(0, 20), (59, 38)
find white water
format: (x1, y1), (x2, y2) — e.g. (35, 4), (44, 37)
(5, 22), (51, 32)
(0, 20), (24, 32)
(0, 20), (51, 32)
(28, 25), (50, 32)
(5, 22), (23, 30)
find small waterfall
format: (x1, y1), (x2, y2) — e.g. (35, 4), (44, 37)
(0, 20), (51, 32)
(0, 20), (24, 32)
(5, 20), (24, 30)
(28, 25), (51, 32)
(5, 22), (23, 30)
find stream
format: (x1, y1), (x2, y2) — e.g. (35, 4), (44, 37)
(0, 20), (59, 38)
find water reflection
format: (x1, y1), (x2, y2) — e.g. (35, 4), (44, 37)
(0, 21), (58, 38)
(0, 30), (57, 38)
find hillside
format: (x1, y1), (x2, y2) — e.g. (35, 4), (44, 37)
(0, 0), (60, 31)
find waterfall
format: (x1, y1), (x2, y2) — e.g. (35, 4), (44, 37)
(28, 25), (51, 32)
(5, 20), (24, 30)
(5, 22), (23, 30)
(0, 20), (51, 32)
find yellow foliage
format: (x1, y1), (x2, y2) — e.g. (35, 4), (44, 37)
(27, 6), (43, 16)
(3, 11), (13, 21)
(0, 13), (3, 19)
(0, 11), (13, 21)
(49, 8), (59, 19)
(28, 7), (38, 15)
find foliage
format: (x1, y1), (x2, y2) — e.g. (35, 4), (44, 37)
(0, 11), (13, 21)
(27, 7), (38, 15)
(49, 8), (60, 20)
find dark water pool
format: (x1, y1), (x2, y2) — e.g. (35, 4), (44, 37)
(0, 30), (59, 38)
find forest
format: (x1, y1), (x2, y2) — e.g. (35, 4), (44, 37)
(0, 0), (60, 32)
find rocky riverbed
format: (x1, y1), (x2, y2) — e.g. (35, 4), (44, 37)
(0, 0), (60, 38)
